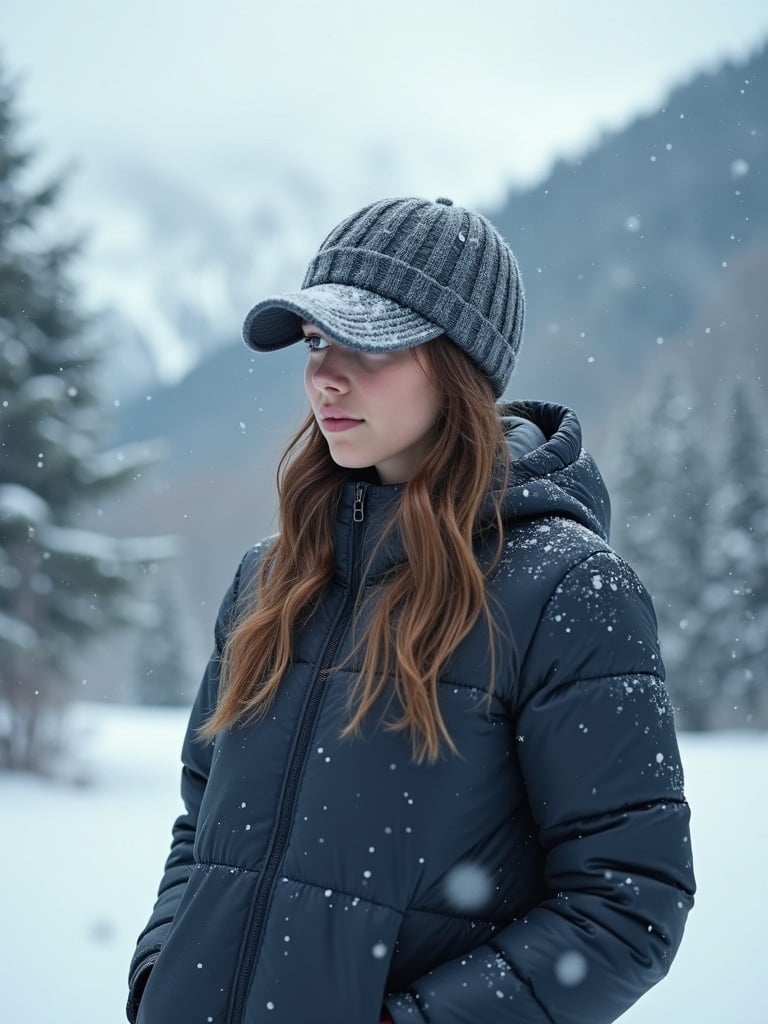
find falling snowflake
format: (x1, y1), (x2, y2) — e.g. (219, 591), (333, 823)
(443, 862), (492, 911)
(554, 951), (588, 986)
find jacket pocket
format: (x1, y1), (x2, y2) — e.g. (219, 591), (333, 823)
(127, 948), (161, 1024)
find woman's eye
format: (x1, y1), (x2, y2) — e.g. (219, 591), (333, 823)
(303, 334), (329, 352)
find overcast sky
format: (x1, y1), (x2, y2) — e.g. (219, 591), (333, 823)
(3, 0), (768, 213)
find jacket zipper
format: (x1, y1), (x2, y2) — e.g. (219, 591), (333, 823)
(228, 481), (368, 1023)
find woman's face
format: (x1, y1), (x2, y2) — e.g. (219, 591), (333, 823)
(302, 320), (442, 485)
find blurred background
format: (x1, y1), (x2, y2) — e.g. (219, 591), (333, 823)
(1, 1), (767, 1021)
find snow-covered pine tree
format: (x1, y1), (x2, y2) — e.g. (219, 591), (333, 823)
(608, 358), (711, 729)
(0, 58), (175, 772)
(134, 568), (198, 707)
(695, 376), (768, 728)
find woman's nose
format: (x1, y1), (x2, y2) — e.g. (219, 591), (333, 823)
(311, 350), (350, 392)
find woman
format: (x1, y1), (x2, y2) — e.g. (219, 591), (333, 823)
(127, 196), (695, 1024)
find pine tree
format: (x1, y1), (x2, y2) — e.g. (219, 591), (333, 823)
(134, 569), (198, 707)
(608, 359), (711, 728)
(694, 377), (768, 727)
(0, 57), (175, 771)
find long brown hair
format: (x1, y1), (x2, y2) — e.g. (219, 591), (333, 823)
(198, 337), (516, 764)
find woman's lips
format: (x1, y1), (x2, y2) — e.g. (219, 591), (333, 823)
(322, 417), (363, 432)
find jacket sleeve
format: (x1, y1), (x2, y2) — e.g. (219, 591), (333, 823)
(125, 549), (251, 1024)
(383, 549), (696, 1024)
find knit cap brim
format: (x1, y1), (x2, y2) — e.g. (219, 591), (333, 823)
(242, 283), (445, 354)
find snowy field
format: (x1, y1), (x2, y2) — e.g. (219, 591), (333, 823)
(1, 702), (763, 1024)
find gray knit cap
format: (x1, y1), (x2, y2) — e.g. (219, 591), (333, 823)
(242, 196), (525, 398)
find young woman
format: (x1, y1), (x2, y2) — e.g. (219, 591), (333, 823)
(127, 196), (696, 1024)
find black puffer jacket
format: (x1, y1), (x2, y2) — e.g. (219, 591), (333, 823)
(127, 401), (695, 1024)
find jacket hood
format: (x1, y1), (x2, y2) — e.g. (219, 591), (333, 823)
(334, 400), (611, 580)
(489, 400), (611, 541)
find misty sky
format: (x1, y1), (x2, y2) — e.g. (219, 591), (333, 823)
(3, 0), (768, 210)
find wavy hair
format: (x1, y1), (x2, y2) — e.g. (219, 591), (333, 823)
(198, 337), (517, 764)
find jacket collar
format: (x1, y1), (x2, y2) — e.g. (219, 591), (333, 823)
(331, 401), (610, 583)
(333, 478), (406, 582)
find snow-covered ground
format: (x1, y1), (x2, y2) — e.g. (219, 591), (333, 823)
(1, 703), (763, 1023)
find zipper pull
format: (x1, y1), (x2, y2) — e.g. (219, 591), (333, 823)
(353, 483), (365, 522)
